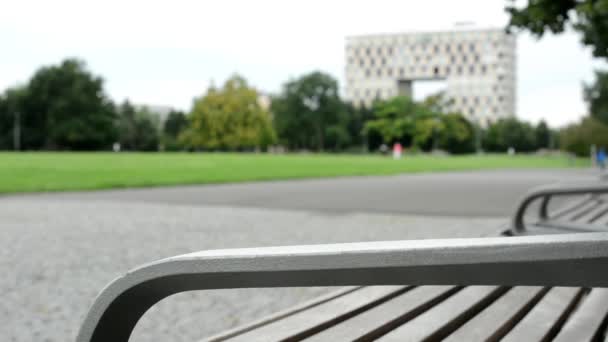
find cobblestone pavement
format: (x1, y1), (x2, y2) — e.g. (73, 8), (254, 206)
(1, 199), (503, 342)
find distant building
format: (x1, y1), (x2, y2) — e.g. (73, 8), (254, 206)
(344, 28), (516, 125)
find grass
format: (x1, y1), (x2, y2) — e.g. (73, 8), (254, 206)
(0, 152), (587, 194)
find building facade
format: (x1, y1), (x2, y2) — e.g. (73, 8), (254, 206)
(344, 28), (516, 125)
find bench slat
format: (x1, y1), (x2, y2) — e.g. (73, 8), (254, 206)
(375, 286), (506, 342)
(501, 287), (584, 342)
(556, 199), (602, 222)
(553, 288), (608, 342)
(222, 286), (406, 341)
(443, 286), (547, 342)
(304, 286), (458, 341)
(570, 200), (608, 223)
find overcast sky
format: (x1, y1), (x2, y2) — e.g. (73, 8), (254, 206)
(1, 0), (606, 127)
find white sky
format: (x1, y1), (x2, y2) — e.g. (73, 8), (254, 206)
(1, 0), (606, 127)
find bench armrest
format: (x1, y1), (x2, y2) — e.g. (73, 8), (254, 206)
(511, 182), (608, 233)
(77, 233), (608, 342)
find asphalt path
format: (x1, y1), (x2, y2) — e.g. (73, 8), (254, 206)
(17, 168), (598, 217)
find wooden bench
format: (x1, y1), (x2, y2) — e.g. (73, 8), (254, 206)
(77, 182), (608, 342)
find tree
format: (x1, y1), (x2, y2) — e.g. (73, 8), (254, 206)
(535, 119), (551, 149)
(363, 96), (440, 150)
(560, 115), (608, 156)
(116, 101), (160, 151)
(344, 102), (375, 150)
(438, 113), (476, 154)
(163, 110), (188, 138)
(584, 70), (608, 125)
(483, 118), (537, 152)
(181, 75), (276, 150)
(21, 58), (117, 150)
(0, 86), (27, 150)
(272, 72), (348, 151)
(506, 0), (608, 59)
(162, 110), (188, 151)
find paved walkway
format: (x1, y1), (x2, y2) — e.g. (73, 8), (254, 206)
(2, 199), (503, 342)
(13, 169), (597, 217)
(2, 168), (598, 341)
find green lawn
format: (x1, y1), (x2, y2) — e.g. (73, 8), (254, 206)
(0, 152), (587, 194)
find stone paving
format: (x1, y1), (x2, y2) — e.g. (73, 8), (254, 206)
(0, 198), (504, 341)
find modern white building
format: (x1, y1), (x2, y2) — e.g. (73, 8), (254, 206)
(344, 28), (516, 125)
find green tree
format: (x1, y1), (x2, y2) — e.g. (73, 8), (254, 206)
(560, 115), (608, 156)
(535, 119), (551, 149)
(584, 71), (608, 124)
(344, 102), (374, 150)
(163, 110), (188, 138)
(272, 72), (348, 151)
(483, 118), (537, 152)
(506, 0), (608, 59)
(116, 101), (160, 151)
(181, 75), (275, 150)
(162, 110), (188, 151)
(363, 96), (439, 150)
(22, 59), (117, 150)
(0, 87), (28, 150)
(438, 113), (476, 154)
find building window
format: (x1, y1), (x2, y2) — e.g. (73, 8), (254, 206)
(445, 66), (451, 75)
(433, 66), (440, 76)
(462, 55), (468, 63)
(450, 55), (456, 64)
(399, 68), (405, 77)
(457, 66), (463, 75)
(387, 68), (393, 76)
(474, 54), (480, 63)
(446, 44), (451, 52)
(377, 69), (382, 77)
(433, 45), (439, 53)
(370, 58), (375, 66)
(366, 47), (371, 55)
(388, 47), (393, 55)
(469, 43), (475, 52)
(365, 69), (371, 77)
(381, 57), (386, 66)
(481, 65), (487, 74)
(469, 65), (475, 74)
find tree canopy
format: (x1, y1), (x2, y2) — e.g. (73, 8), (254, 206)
(506, 0), (608, 59)
(180, 76), (275, 150)
(25, 59), (117, 149)
(560, 115), (608, 156)
(116, 101), (160, 151)
(584, 70), (608, 125)
(272, 72), (349, 151)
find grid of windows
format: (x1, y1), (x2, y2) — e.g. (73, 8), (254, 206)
(345, 28), (516, 123)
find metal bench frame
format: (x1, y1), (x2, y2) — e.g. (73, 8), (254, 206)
(77, 183), (608, 342)
(512, 183), (608, 233)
